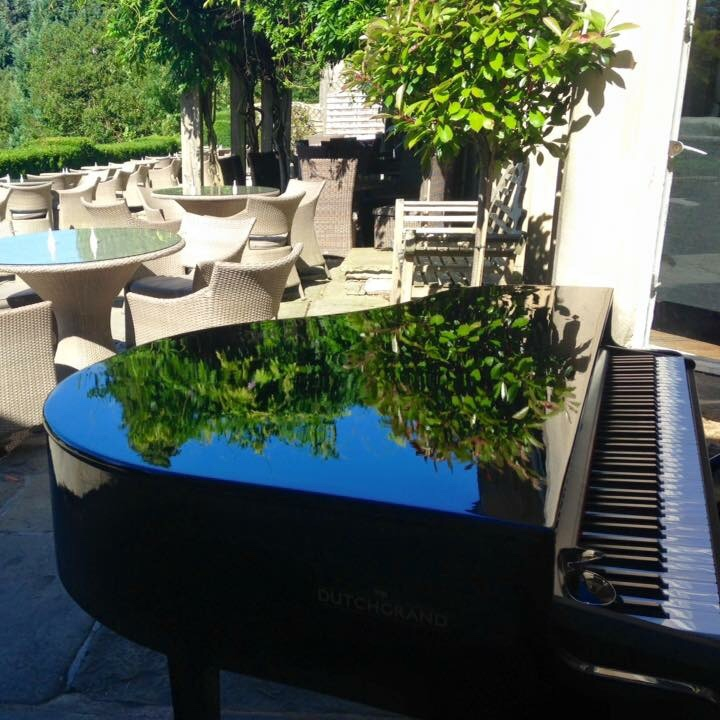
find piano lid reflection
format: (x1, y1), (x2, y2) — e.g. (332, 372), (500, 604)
(44, 285), (720, 719)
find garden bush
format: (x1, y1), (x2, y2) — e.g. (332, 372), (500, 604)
(0, 135), (179, 177)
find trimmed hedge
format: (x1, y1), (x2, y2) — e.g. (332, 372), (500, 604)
(0, 135), (180, 177)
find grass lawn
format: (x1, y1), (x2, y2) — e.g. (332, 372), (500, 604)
(215, 108), (231, 148)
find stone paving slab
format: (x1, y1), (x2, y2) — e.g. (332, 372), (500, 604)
(70, 626), (393, 717)
(0, 528), (94, 705)
(0, 693), (394, 720)
(0, 465), (53, 534)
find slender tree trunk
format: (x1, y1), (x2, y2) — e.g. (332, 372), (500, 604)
(230, 65), (247, 178)
(180, 87), (203, 191)
(471, 147), (495, 287)
(260, 79), (273, 153)
(200, 87), (223, 187)
(419, 154), (458, 200)
(273, 86), (292, 190)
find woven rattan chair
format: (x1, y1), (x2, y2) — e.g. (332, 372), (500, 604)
(129, 213), (256, 291)
(149, 157), (174, 169)
(248, 151), (282, 190)
(0, 222), (43, 309)
(124, 165), (149, 209)
(0, 301), (56, 453)
(61, 172), (85, 189)
(26, 173), (69, 192)
(0, 186), (8, 222)
(137, 184), (186, 223)
(56, 176), (100, 229)
(148, 158), (181, 188)
(285, 178), (327, 277)
(82, 168), (110, 184)
(235, 190), (305, 297)
(219, 154), (246, 185)
(81, 198), (181, 232)
(95, 170), (130, 203)
(4, 182), (54, 233)
(125, 244), (302, 347)
(297, 155), (358, 257)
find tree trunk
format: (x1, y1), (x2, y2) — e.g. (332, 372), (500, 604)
(200, 88), (223, 188)
(260, 79), (273, 153)
(419, 155), (459, 200)
(180, 87), (203, 192)
(229, 65), (247, 180)
(273, 86), (292, 190)
(471, 150), (495, 287)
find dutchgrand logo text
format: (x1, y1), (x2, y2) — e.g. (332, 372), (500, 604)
(317, 587), (449, 628)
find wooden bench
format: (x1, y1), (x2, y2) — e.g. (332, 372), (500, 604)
(391, 162), (526, 302)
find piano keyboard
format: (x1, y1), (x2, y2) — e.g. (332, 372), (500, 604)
(577, 352), (720, 637)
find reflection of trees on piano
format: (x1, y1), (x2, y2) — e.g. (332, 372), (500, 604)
(90, 317), (364, 467)
(343, 289), (575, 482)
(92, 287), (575, 477)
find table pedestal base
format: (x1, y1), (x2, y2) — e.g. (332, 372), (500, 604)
(20, 264), (139, 371)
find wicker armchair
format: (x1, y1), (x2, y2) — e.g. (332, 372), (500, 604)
(148, 158), (181, 188)
(56, 176), (100, 229)
(130, 213), (256, 290)
(149, 157), (174, 169)
(80, 198), (181, 232)
(0, 221), (43, 309)
(0, 186), (8, 222)
(248, 151), (282, 190)
(125, 244), (302, 347)
(137, 184), (185, 223)
(297, 155), (358, 257)
(82, 168), (110, 184)
(285, 178), (327, 277)
(235, 190), (305, 297)
(0, 301), (56, 453)
(95, 170), (130, 203)
(4, 182), (54, 233)
(26, 173), (68, 192)
(124, 165), (149, 209)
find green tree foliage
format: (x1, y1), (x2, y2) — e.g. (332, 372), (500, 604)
(0, 0), (179, 146)
(107, 0), (246, 178)
(18, 13), (178, 142)
(232, 0), (386, 84)
(0, 13), (13, 68)
(0, 70), (21, 145)
(346, 0), (634, 168)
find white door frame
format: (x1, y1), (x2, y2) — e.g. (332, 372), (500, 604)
(642, 0), (697, 345)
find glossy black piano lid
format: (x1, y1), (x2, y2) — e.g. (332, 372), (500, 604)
(44, 285), (612, 527)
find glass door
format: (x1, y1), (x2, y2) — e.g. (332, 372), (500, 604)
(652, 0), (720, 356)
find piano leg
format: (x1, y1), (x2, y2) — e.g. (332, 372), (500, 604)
(167, 653), (220, 720)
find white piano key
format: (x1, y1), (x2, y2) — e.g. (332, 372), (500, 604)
(582, 355), (720, 638)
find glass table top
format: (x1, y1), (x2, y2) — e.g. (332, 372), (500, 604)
(0, 228), (180, 267)
(153, 186), (277, 198)
(44, 285), (612, 527)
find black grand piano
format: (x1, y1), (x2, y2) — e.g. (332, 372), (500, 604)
(43, 286), (720, 719)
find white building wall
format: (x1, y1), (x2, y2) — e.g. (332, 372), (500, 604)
(552, 0), (691, 345)
(320, 62), (385, 140)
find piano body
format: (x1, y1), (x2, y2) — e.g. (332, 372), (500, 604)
(43, 286), (720, 719)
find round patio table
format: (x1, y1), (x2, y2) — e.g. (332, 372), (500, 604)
(0, 228), (184, 372)
(152, 185), (278, 217)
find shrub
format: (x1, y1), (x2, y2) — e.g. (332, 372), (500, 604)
(94, 136), (181, 164)
(0, 135), (180, 177)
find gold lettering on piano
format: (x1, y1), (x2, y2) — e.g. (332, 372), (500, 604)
(317, 587), (449, 629)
